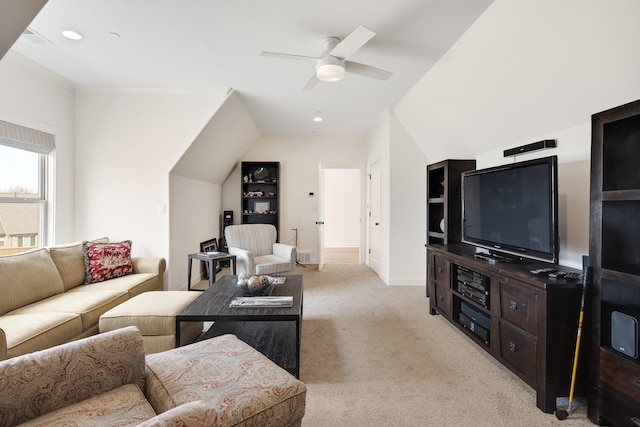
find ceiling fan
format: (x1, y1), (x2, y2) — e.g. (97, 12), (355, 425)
(259, 26), (393, 90)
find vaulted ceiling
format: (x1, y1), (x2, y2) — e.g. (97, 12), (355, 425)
(7, 0), (493, 136)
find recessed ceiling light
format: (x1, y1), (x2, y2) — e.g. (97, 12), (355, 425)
(313, 112), (323, 122)
(61, 30), (84, 41)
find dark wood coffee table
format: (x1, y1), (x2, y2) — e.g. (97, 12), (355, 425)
(175, 274), (303, 378)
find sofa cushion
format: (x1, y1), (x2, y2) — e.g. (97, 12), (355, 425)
(144, 334), (306, 426)
(255, 254), (294, 275)
(49, 237), (109, 291)
(99, 291), (203, 355)
(7, 290), (129, 332)
(17, 383), (156, 427)
(0, 326), (146, 426)
(100, 291), (201, 337)
(69, 272), (161, 299)
(0, 313), (83, 360)
(225, 224), (277, 257)
(0, 248), (65, 316)
(83, 240), (133, 284)
(136, 401), (219, 427)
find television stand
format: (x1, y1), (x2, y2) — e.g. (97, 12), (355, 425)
(427, 243), (583, 413)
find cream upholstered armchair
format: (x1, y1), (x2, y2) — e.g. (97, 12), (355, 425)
(225, 224), (296, 276)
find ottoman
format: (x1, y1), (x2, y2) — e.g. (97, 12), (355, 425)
(99, 291), (203, 354)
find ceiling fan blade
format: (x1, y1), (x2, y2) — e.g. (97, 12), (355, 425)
(302, 72), (319, 91)
(259, 51), (320, 62)
(330, 26), (375, 59)
(345, 60), (393, 81)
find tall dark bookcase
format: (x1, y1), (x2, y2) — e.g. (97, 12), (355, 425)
(588, 99), (640, 425)
(426, 159), (475, 297)
(241, 161), (280, 240)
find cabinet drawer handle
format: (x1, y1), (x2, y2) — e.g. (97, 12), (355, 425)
(438, 294), (444, 302)
(509, 342), (517, 352)
(633, 380), (640, 388)
(437, 267), (443, 274)
(509, 300), (518, 310)
(631, 417), (640, 426)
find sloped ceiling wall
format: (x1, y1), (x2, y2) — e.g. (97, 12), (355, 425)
(395, 0), (640, 163)
(171, 91), (260, 184)
(0, 0), (47, 61)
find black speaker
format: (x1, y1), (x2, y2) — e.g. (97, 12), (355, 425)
(611, 310), (638, 358)
(223, 210), (233, 226)
(503, 139), (557, 157)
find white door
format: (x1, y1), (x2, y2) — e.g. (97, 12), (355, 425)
(317, 165), (326, 271)
(368, 161), (381, 274)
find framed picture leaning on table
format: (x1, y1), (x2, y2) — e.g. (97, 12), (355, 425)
(199, 238), (221, 279)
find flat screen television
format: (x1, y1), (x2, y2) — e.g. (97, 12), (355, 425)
(461, 155), (559, 264)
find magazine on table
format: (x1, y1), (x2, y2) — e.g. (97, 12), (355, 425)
(229, 296), (293, 308)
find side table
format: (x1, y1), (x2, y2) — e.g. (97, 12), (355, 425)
(187, 252), (237, 291)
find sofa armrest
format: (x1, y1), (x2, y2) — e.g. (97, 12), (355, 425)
(132, 257), (166, 275)
(0, 326), (146, 426)
(132, 257), (166, 289)
(273, 243), (296, 266)
(0, 327), (6, 361)
(228, 247), (255, 275)
(135, 401), (219, 426)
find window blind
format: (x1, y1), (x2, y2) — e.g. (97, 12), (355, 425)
(0, 120), (55, 154)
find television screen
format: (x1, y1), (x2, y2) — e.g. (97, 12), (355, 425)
(462, 156), (559, 263)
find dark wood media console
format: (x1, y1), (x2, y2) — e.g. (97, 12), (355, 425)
(427, 243), (583, 413)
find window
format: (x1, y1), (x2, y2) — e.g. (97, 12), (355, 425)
(0, 120), (54, 255)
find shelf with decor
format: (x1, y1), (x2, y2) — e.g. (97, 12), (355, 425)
(241, 161), (280, 239)
(426, 159), (476, 246)
(588, 99), (640, 426)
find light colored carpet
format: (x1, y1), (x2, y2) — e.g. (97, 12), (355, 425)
(297, 263), (592, 427)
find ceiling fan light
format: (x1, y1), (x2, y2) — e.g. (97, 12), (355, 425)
(316, 58), (345, 82)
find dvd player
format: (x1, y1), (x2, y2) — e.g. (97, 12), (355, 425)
(457, 282), (488, 307)
(456, 265), (490, 308)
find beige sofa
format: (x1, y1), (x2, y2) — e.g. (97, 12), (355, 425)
(0, 326), (306, 426)
(0, 239), (165, 361)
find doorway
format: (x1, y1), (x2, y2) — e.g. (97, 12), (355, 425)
(322, 168), (362, 264)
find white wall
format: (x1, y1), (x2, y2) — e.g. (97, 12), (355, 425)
(169, 174), (222, 290)
(389, 111), (427, 285)
(323, 169), (360, 247)
(0, 51), (76, 245)
(396, 0), (640, 269)
(397, 0), (640, 162)
(74, 86), (227, 287)
(222, 134), (367, 264)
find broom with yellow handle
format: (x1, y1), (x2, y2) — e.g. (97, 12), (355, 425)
(555, 263), (591, 420)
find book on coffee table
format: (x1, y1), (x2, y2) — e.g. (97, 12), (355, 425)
(229, 296), (293, 308)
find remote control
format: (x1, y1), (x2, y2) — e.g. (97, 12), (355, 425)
(548, 272), (565, 279)
(564, 272), (581, 281)
(530, 267), (556, 275)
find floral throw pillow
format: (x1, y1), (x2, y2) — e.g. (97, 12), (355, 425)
(83, 240), (133, 284)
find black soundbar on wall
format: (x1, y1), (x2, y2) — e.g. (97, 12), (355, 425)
(504, 139), (556, 157)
